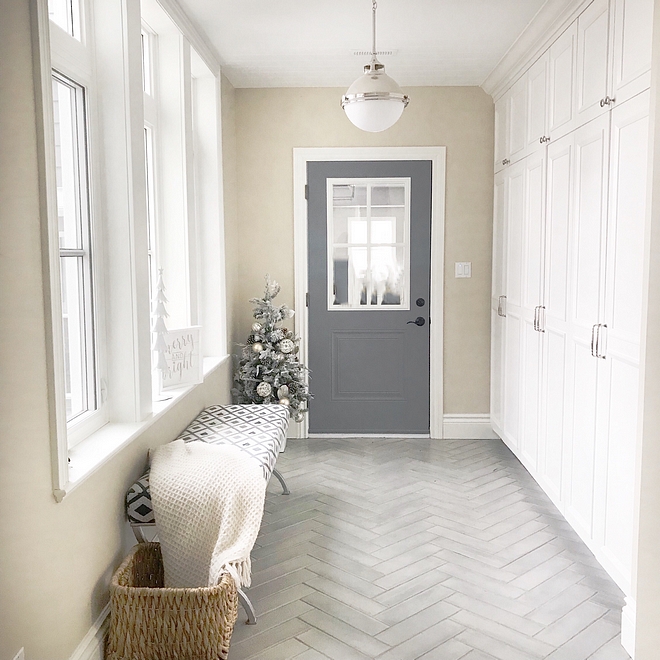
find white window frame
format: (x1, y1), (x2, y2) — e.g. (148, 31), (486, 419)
(36, 0), (229, 502)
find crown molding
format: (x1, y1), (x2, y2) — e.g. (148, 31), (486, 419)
(482, 0), (594, 100)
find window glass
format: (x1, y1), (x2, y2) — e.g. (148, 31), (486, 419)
(48, 0), (80, 39)
(52, 74), (96, 422)
(328, 179), (410, 310)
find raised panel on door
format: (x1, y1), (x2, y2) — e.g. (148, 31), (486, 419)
(541, 134), (573, 502)
(509, 76), (528, 164)
(564, 115), (610, 541)
(494, 93), (510, 172)
(566, 340), (599, 537)
(491, 171), (507, 433)
(549, 22), (577, 140)
(527, 53), (550, 152)
(611, 0), (653, 104)
(575, 0), (610, 127)
(594, 90), (650, 591)
(503, 161), (525, 449)
(519, 151), (546, 470)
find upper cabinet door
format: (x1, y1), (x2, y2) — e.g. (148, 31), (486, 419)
(611, 0), (653, 104)
(527, 53), (550, 152)
(494, 92), (510, 172)
(509, 76), (529, 164)
(549, 22), (578, 141)
(575, 0), (611, 127)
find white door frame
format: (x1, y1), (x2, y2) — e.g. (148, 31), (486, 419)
(293, 146), (446, 439)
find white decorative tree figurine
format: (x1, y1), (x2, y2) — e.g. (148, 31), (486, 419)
(232, 276), (311, 422)
(152, 269), (169, 380)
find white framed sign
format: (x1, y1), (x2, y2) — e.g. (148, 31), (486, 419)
(161, 326), (203, 390)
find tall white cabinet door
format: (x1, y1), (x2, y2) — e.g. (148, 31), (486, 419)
(611, 0), (653, 105)
(519, 151), (546, 471)
(549, 22), (578, 141)
(594, 91), (650, 593)
(564, 114), (610, 540)
(495, 93), (510, 172)
(575, 0), (611, 127)
(527, 53), (550, 152)
(541, 134), (573, 503)
(491, 171), (508, 434)
(503, 161), (526, 450)
(509, 76), (528, 164)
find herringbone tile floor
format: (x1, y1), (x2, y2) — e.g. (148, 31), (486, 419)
(230, 438), (630, 660)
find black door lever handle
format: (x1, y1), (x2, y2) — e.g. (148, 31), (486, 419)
(407, 317), (426, 326)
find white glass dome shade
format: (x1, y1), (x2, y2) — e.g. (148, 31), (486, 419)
(342, 61), (409, 132)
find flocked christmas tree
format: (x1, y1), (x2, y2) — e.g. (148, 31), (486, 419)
(232, 276), (311, 422)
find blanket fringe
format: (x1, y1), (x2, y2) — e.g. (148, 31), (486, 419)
(219, 557), (252, 589)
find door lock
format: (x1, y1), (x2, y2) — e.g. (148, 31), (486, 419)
(407, 317), (426, 326)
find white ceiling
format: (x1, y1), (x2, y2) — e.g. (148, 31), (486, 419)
(179, 0), (548, 89)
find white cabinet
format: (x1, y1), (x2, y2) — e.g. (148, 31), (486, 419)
(575, 0), (611, 127)
(526, 53), (550, 153)
(548, 22), (577, 140)
(490, 89), (650, 595)
(595, 90), (650, 592)
(509, 77), (528, 164)
(494, 93), (510, 172)
(611, 0), (654, 104)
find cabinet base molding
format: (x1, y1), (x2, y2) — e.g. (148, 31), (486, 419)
(443, 414), (499, 439)
(621, 597), (636, 658)
(68, 603), (109, 660)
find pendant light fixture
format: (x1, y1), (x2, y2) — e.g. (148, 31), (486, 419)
(341, 0), (409, 132)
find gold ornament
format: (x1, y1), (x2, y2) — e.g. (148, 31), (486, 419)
(252, 342), (263, 353)
(279, 397), (290, 406)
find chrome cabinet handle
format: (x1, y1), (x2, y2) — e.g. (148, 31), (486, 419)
(591, 324), (597, 357)
(596, 323), (607, 359)
(502, 158), (510, 166)
(539, 136), (550, 144)
(600, 96), (616, 108)
(498, 295), (507, 317)
(533, 306), (539, 331)
(539, 306), (545, 332)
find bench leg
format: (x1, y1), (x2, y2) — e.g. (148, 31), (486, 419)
(272, 468), (290, 495)
(238, 588), (257, 625)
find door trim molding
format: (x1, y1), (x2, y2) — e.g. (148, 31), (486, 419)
(293, 147), (446, 439)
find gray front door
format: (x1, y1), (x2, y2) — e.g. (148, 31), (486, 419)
(307, 160), (432, 434)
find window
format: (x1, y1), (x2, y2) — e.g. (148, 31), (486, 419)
(51, 73), (97, 423)
(48, 0), (80, 38)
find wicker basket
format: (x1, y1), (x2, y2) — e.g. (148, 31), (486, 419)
(106, 543), (238, 660)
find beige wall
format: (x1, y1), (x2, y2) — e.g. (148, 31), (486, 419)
(0, 4), (237, 658)
(233, 86), (494, 414)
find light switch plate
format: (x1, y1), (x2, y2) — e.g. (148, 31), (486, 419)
(455, 262), (472, 278)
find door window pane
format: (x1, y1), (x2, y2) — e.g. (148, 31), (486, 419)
(328, 179), (410, 310)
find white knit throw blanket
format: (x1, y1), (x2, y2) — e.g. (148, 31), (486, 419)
(150, 439), (267, 589)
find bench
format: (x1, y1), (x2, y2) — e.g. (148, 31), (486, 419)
(125, 404), (290, 624)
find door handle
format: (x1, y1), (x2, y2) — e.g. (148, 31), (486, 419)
(596, 323), (607, 359)
(534, 306), (539, 331)
(407, 317), (426, 326)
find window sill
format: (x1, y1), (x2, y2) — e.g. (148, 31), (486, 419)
(56, 355), (229, 502)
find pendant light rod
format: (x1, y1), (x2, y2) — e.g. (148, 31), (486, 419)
(371, 0), (377, 58)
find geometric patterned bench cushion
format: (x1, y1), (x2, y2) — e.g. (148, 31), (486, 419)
(126, 404), (289, 525)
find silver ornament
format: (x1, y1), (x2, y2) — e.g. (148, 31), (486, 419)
(277, 385), (289, 398)
(274, 352), (284, 362)
(256, 381), (272, 397)
(252, 342), (263, 353)
(251, 322), (262, 332)
(294, 410), (304, 423)
(279, 338), (294, 354)
(279, 397), (290, 406)
(270, 329), (284, 342)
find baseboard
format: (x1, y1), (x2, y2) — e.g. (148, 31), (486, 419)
(69, 603), (110, 660)
(443, 414), (499, 440)
(621, 597), (636, 658)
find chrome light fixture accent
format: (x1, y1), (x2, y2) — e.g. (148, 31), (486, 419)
(341, 0), (409, 132)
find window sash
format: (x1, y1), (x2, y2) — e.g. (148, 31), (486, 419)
(52, 71), (97, 427)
